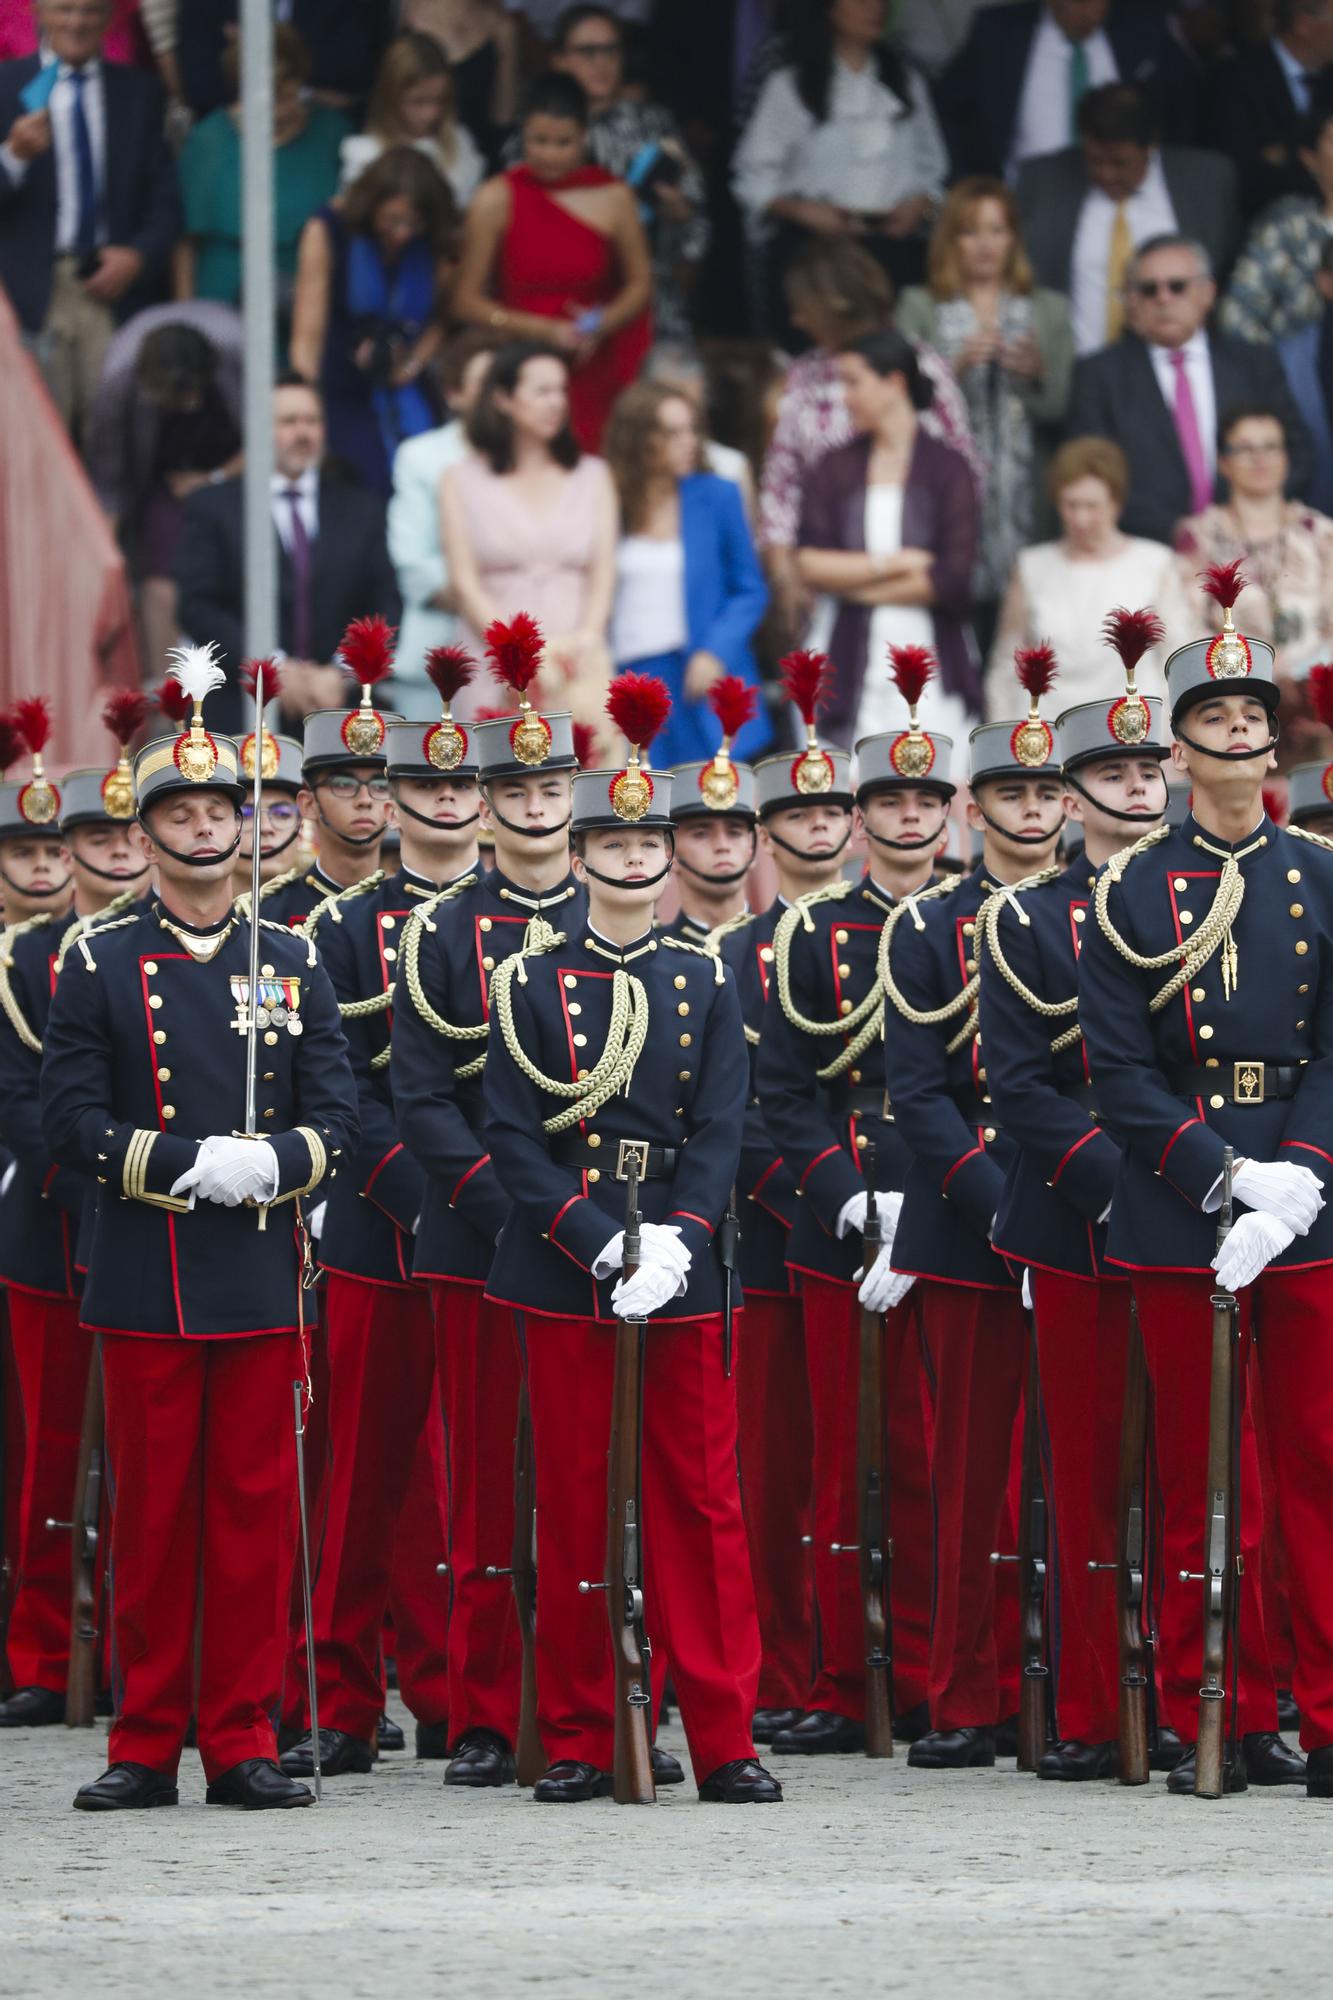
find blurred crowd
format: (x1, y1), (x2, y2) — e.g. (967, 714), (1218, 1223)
(7, 0), (1333, 781)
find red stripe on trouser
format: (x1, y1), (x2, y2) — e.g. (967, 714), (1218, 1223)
(283, 1309), (329, 1729)
(734, 1295), (815, 1709)
(797, 1275), (933, 1720)
(301, 1275), (438, 1740)
(523, 1312), (760, 1779)
(6, 1291), (90, 1692)
(102, 1329), (299, 1779)
(1249, 1358), (1296, 1690)
(431, 1281), (522, 1745)
(385, 1397), (451, 1728)
(918, 1279), (1027, 1730)
(1030, 1269), (1131, 1744)
(1131, 1272), (1278, 1742)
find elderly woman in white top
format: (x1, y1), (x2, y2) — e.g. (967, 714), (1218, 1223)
(733, 0), (947, 342)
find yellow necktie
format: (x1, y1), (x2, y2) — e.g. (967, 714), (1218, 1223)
(1106, 204), (1132, 342)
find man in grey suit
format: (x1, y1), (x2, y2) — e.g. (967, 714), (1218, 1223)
(1066, 234), (1315, 544)
(1017, 82), (1237, 357)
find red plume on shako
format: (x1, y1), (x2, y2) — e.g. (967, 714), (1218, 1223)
(485, 612), (551, 765)
(605, 672), (672, 821)
(101, 687), (149, 817)
(1199, 558), (1251, 679)
(701, 674), (758, 808)
(423, 643), (477, 771)
(337, 614), (395, 755)
(780, 648), (836, 794)
(888, 643), (937, 777)
(238, 657), (282, 780)
(1011, 643), (1059, 768)
(13, 694), (59, 825)
(1102, 605), (1164, 744)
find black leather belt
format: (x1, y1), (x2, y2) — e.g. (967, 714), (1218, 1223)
(552, 1137), (679, 1180)
(846, 1084), (892, 1120)
(1170, 1062), (1303, 1105)
(951, 1093), (1000, 1130)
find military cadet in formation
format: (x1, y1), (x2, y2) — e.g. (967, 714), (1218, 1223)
(708, 653), (855, 1741)
(883, 648), (1065, 1769)
(229, 663), (307, 905)
(755, 649), (946, 1755)
(979, 614), (1171, 1780)
(391, 619), (585, 1790)
(480, 672), (779, 1803)
(39, 648), (357, 1810)
(259, 618), (395, 929)
(279, 656), (481, 1782)
(1079, 565), (1327, 1796)
(657, 680), (760, 945)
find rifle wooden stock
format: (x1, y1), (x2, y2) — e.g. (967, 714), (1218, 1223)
(604, 1161), (655, 1805)
(857, 1166), (893, 1758)
(1016, 1338), (1050, 1772)
(1195, 1148), (1244, 1801)
(65, 1351), (105, 1728)
(1116, 1299), (1150, 1787)
(510, 1383), (546, 1787)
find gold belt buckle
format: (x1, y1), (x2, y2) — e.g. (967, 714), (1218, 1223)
(1233, 1061), (1264, 1105)
(616, 1138), (651, 1181)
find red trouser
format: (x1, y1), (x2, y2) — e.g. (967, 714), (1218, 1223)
(917, 1279), (1027, 1730)
(303, 1274), (442, 1740)
(431, 1280), (521, 1745)
(6, 1290), (90, 1692)
(734, 1294), (814, 1709)
(385, 1398), (451, 1728)
(1250, 1361), (1296, 1690)
(1131, 1269), (1333, 1744)
(801, 1274), (933, 1719)
(522, 1310), (761, 1780)
(102, 1329), (299, 1779)
(1030, 1269), (1131, 1745)
(282, 1308), (329, 1730)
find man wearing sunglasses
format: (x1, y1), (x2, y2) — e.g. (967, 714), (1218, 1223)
(1069, 229), (1315, 544)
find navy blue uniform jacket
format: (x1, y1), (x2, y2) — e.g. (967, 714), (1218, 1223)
(41, 901), (358, 1338)
(1078, 815), (1333, 1274)
(716, 902), (796, 1298)
(0, 911), (86, 1297)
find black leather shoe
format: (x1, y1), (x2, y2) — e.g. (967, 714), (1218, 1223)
(1166, 1744), (1247, 1795)
(650, 1744), (684, 1784)
(1306, 1745), (1333, 1797)
(444, 1728), (516, 1788)
(0, 1685), (66, 1727)
(993, 1713), (1020, 1759)
(1037, 1739), (1118, 1782)
(892, 1700), (932, 1744)
(415, 1719), (450, 1760)
(377, 1712), (405, 1752)
(533, 1759), (613, 1803)
(1277, 1688), (1301, 1734)
(1244, 1731), (1307, 1785)
(771, 1709), (864, 1755)
(907, 1726), (996, 1769)
(698, 1757), (782, 1802)
(279, 1727), (373, 1777)
(206, 1758), (314, 1809)
(73, 1762), (178, 1812)
(751, 1707), (802, 1744)
(1150, 1724), (1186, 1772)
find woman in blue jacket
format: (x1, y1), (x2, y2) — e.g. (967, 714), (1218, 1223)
(605, 380), (772, 768)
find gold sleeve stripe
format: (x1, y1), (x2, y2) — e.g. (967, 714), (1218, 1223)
(296, 1126), (328, 1195)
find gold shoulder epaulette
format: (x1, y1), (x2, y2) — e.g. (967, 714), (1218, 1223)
(259, 916), (318, 969)
(234, 865), (302, 921)
(1289, 824), (1333, 856)
(301, 869), (386, 944)
(662, 934), (726, 984)
(703, 908), (755, 955)
(53, 888), (140, 976)
(976, 867), (1080, 1051)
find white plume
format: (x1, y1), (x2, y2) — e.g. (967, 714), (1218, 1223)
(165, 642), (227, 707)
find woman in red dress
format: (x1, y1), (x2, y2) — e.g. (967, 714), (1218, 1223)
(453, 73), (652, 451)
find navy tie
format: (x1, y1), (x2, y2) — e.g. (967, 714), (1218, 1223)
(70, 67), (98, 262)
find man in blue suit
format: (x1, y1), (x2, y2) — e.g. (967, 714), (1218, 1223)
(0, 0), (179, 438)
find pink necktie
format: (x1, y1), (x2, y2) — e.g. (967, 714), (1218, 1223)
(1170, 349), (1212, 516)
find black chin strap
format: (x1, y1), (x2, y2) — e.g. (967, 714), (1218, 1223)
(139, 813), (243, 870)
(74, 854), (151, 886)
(1063, 765), (1170, 826)
(314, 804), (382, 850)
(972, 801), (1067, 846)
(0, 867), (71, 900)
(863, 821), (948, 855)
(392, 798), (482, 834)
(762, 821), (854, 865)
(580, 858), (675, 893)
(672, 825), (756, 889)
(251, 821), (302, 863)
(486, 802), (572, 841)
(1174, 726), (1279, 765)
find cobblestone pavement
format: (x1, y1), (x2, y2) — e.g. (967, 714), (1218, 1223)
(3, 1701), (1331, 2000)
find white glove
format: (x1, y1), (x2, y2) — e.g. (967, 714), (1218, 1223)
(1227, 1159), (1324, 1236)
(857, 1244), (914, 1314)
(611, 1254), (687, 1319)
(836, 1190), (869, 1240)
(592, 1222), (690, 1282)
(308, 1201), (327, 1240)
(1022, 1267), (1033, 1311)
(1213, 1211), (1295, 1293)
(170, 1134), (280, 1208)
